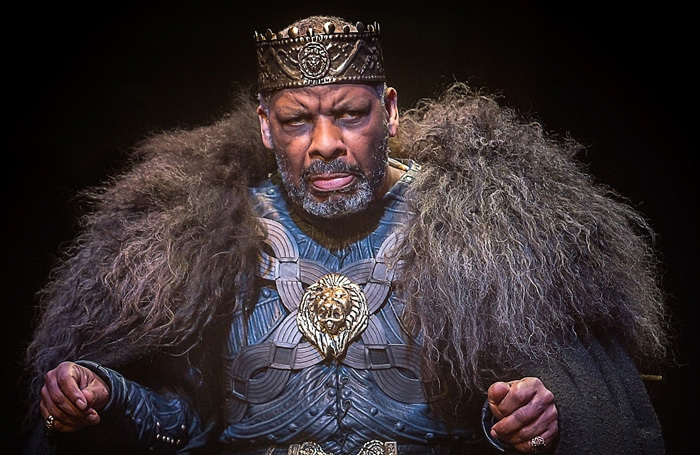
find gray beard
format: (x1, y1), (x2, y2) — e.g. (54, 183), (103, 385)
(275, 136), (390, 219)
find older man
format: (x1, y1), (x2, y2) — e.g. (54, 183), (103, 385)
(24, 15), (667, 455)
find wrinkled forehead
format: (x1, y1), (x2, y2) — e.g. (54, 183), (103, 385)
(267, 83), (382, 109)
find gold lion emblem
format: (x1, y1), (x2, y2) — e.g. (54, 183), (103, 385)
(297, 274), (368, 359)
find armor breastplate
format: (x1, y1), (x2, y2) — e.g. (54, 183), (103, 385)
(221, 162), (476, 453)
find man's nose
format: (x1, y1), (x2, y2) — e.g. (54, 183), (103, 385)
(309, 117), (345, 160)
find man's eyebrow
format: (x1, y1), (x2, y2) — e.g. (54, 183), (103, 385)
(275, 106), (308, 117)
(331, 98), (372, 112)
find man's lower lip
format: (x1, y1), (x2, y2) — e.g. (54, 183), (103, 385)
(310, 175), (355, 191)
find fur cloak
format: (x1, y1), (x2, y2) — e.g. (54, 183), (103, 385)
(22, 83), (668, 450)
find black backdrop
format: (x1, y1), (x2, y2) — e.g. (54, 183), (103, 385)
(6, 1), (697, 453)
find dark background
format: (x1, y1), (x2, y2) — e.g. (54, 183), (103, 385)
(5, 1), (697, 453)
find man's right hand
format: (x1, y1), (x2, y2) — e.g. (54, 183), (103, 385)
(39, 361), (110, 433)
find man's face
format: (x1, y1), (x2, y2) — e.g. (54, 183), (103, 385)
(258, 84), (399, 218)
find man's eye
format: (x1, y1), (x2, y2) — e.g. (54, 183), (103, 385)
(282, 117), (307, 126)
(338, 111), (363, 121)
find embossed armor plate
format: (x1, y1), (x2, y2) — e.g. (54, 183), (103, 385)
(297, 273), (369, 359)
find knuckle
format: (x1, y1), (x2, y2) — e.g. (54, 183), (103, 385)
(509, 382), (527, 399)
(541, 388), (555, 402)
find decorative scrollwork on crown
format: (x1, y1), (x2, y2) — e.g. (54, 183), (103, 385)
(255, 21), (386, 93)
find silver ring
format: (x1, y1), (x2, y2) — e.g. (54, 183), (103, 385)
(44, 414), (56, 433)
(530, 435), (547, 453)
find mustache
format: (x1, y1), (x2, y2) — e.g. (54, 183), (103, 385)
(301, 160), (364, 181)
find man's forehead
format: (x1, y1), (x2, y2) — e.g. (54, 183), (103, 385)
(270, 84), (378, 109)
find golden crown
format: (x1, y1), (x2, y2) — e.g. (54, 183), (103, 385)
(255, 21), (386, 93)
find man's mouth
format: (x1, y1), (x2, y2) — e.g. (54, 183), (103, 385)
(309, 173), (356, 192)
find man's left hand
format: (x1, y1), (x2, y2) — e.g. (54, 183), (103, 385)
(487, 377), (558, 453)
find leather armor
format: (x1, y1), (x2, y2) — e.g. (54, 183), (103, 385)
(221, 162), (479, 454)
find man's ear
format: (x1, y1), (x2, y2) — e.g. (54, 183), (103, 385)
(257, 105), (274, 149)
(385, 87), (399, 137)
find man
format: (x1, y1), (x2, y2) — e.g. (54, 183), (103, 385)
(22, 15), (668, 455)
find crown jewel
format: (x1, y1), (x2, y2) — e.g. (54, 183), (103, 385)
(255, 21), (386, 92)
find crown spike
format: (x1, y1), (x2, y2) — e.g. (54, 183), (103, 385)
(288, 26), (299, 38)
(323, 22), (336, 34)
(356, 22), (365, 33)
(343, 25), (351, 34)
(265, 29), (274, 40)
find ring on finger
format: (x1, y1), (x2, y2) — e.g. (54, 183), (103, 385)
(44, 414), (56, 433)
(530, 435), (547, 453)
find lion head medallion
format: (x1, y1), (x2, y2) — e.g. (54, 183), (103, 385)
(297, 273), (369, 359)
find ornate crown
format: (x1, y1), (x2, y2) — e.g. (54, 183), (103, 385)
(255, 21), (386, 93)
